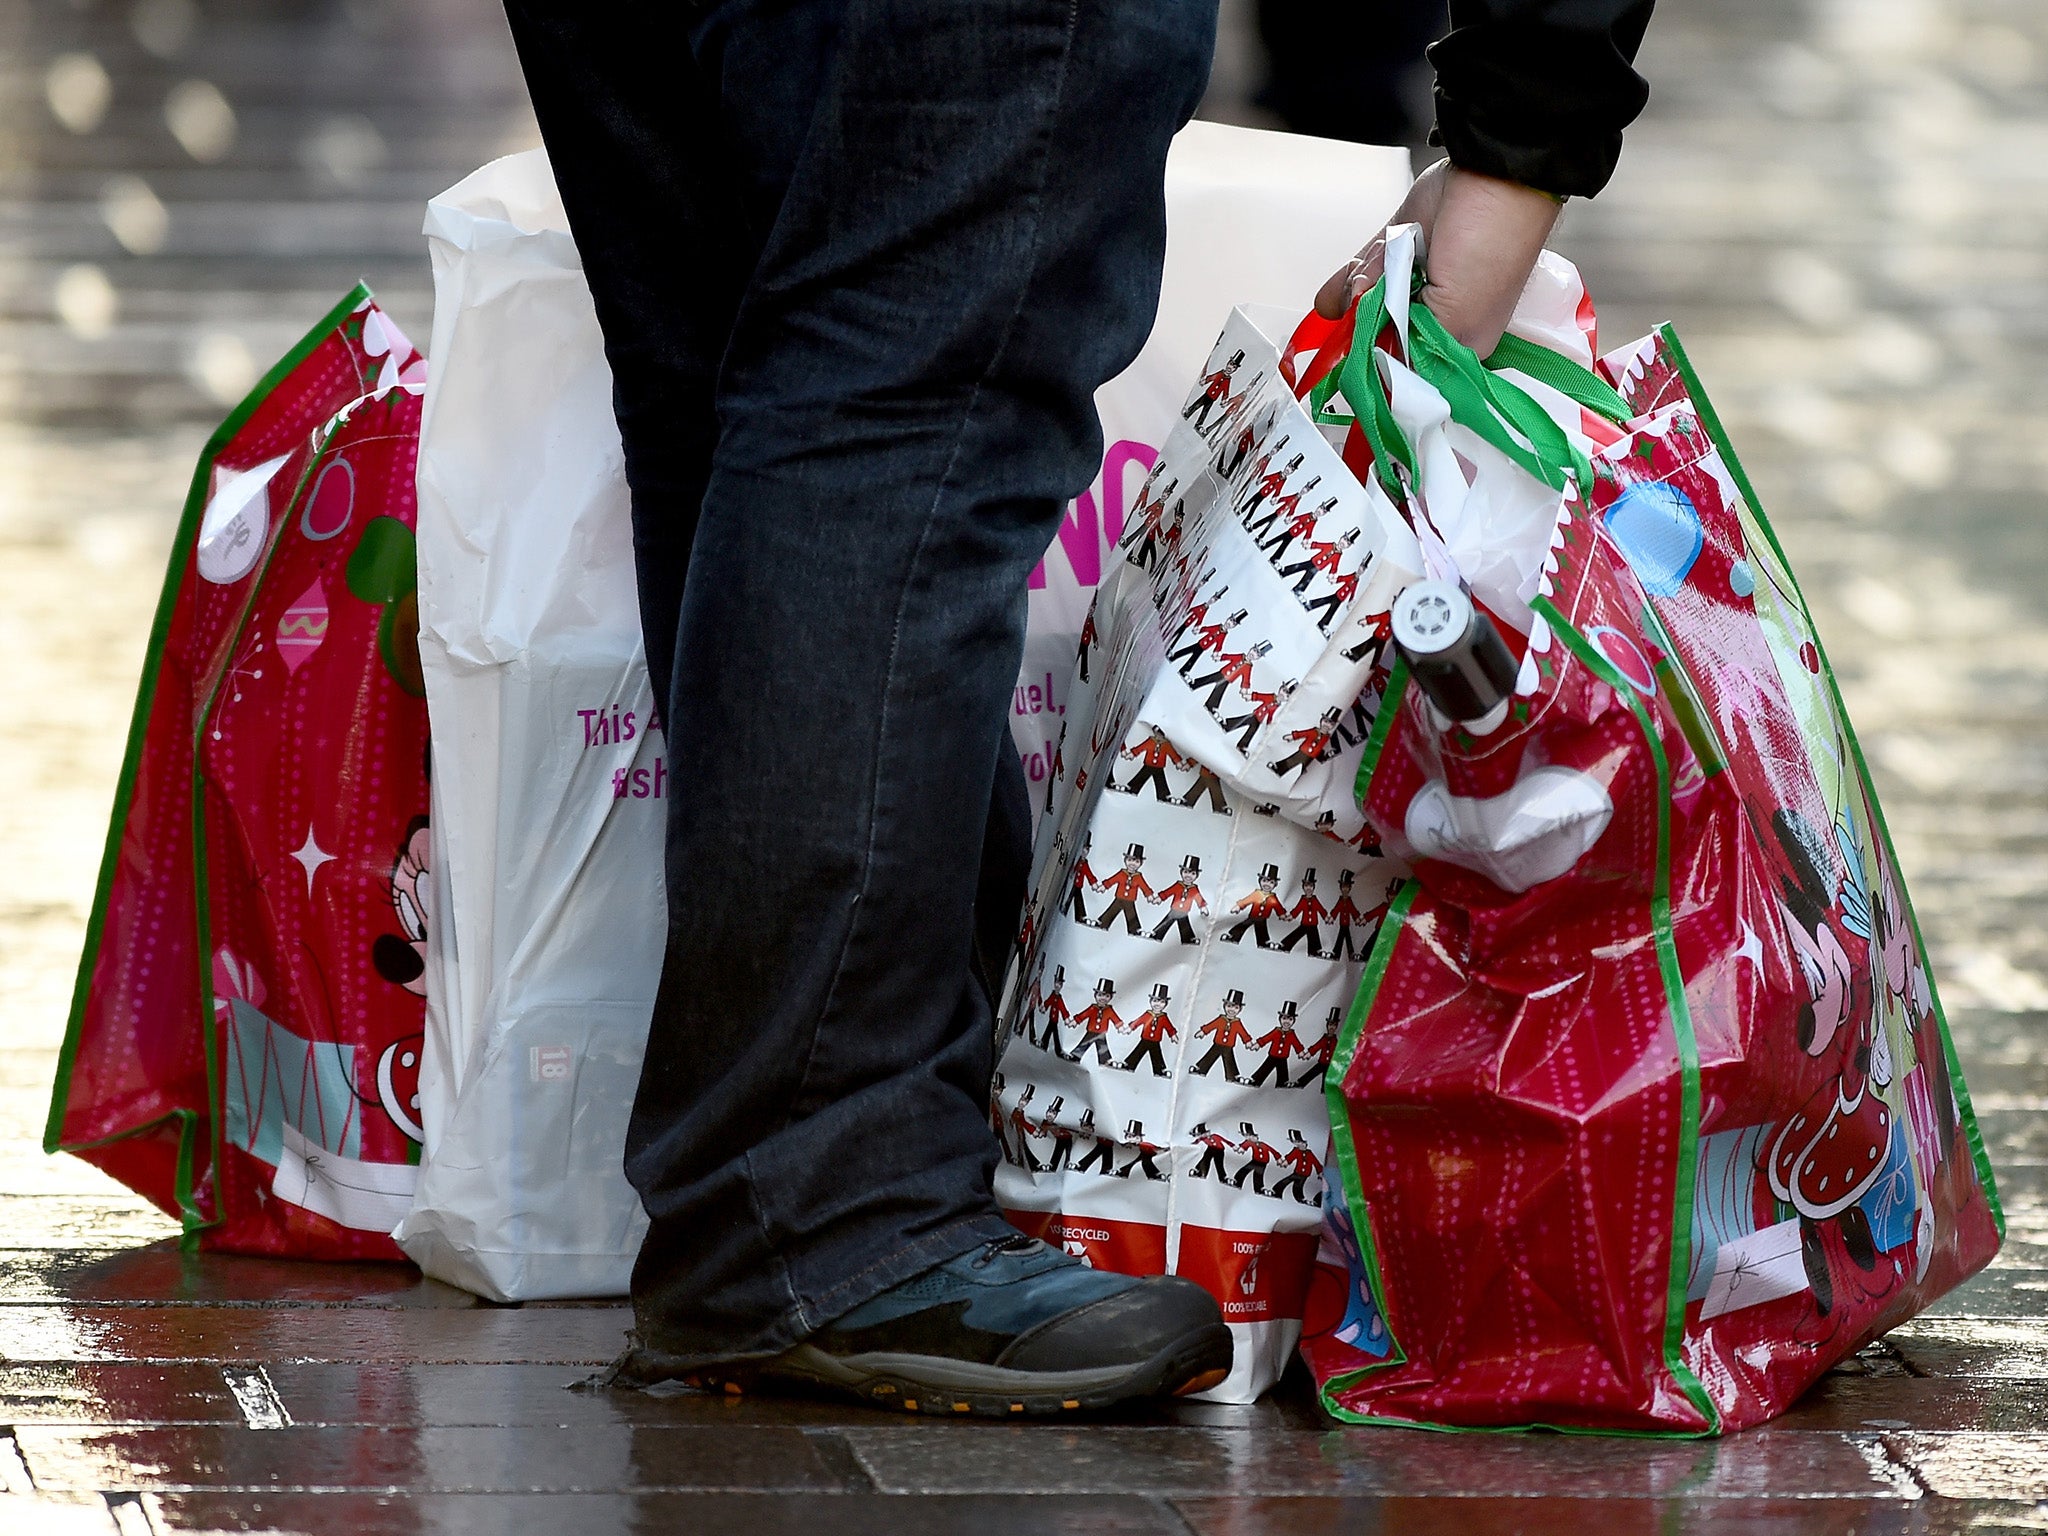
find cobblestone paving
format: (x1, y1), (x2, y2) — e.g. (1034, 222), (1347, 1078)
(0, 0), (2043, 1530)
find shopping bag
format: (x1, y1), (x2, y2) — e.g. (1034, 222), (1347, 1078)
(393, 149), (664, 1301)
(47, 290), (433, 1257)
(991, 289), (1433, 1400)
(1305, 244), (2004, 1431)
(395, 125), (1405, 1302)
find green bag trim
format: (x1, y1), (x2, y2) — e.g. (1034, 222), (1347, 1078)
(1310, 271), (1630, 506)
(1315, 604), (1718, 1436)
(1483, 331), (1634, 422)
(1316, 878), (1418, 1408)
(1655, 323), (2005, 1239)
(1351, 656), (1410, 808)
(45, 286), (376, 1245)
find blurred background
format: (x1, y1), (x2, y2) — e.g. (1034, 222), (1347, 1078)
(0, 0), (2043, 1246)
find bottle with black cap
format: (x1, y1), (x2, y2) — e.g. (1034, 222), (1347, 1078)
(1390, 579), (1519, 734)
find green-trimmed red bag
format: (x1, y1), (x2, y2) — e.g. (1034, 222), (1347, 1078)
(1299, 244), (2002, 1431)
(47, 290), (433, 1258)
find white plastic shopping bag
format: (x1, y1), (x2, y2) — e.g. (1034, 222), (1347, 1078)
(395, 150), (664, 1300)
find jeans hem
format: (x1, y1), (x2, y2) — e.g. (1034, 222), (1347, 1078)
(628, 1209), (1019, 1371)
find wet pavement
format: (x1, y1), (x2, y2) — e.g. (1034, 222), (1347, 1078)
(1, 0), (2045, 1530)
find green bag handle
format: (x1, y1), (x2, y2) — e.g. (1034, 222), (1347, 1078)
(1307, 268), (1632, 502)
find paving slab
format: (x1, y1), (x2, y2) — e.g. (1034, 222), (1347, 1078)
(1881, 1432), (2048, 1500)
(14, 1423), (853, 1494)
(0, 1245), (479, 1308)
(1171, 1497), (2040, 1536)
(0, 1303), (631, 1364)
(837, 1422), (1916, 1498)
(139, 1491), (1194, 1536)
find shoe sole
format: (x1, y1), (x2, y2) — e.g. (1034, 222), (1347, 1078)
(687, 1320), (1233, 1417)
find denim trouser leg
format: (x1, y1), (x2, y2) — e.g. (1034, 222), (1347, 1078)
(503, 0), (1216, 1364)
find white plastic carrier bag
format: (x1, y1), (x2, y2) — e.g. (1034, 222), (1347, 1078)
(395, 149), (664, 1300)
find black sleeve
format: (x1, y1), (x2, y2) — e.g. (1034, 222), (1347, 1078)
(1426, 0), (1655, 199)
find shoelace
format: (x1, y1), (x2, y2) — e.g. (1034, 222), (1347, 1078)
(972, 1231), (1041, 1269)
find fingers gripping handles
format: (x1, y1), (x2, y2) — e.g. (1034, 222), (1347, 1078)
(1296, 252), (1633, 505)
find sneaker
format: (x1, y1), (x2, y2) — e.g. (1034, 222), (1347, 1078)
(687, 1234), (1231, 1416)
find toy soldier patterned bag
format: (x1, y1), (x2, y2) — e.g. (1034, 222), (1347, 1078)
(1302, 237), (2003, 1431)
(991, 295), (1431, 1401)
(48, 292), (433, 1257)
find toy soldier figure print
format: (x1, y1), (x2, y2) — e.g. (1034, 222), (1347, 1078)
(1189, 639), (1271, 715)
(1093, 843), (1154, 934)
(1190, 988), (1252, 1080)
(1342, 607), (1395, 666)
(1167, 606), (1244, 678)
(990, 1071), (1010, 1163)
(1118, 1119), (1168, 1182)
(1224, 862), (1286, 948)
(1269, 1128), (1324, 1204)
(1008, 1084), (1044, 1172)
(1232, 1122), (1280, 1195)
(1060, 832), (1099, 922)
(1039, 1096), (1076, 1173)
(1182, 349), (1243, 432)
(1121, 983), (1178, 1077)
(1075, 608), (1097, 684)
(1130, 496), (1182, 573)
(1062, 977), (1123, 1066)
(1302, 560), (1362, 633)
(1203, 370), (1263, 445)
(1237, 432), (1289, 503)
(1117, 726), (1187, 801)
(1328, 869), (1367, 961)
(1296, 1006), (1341, 1086)
(1072, 1107), (1117, 1176)
(1166, 580), (1227, 650)
(1189, 1122), (1233, 1181)
(1148, 854), (1209, 944)
(1219, 407), (1261, 479)
(1122, 474), (1176, 556)
(1236, 481), (1318, 561)
(1044, 723), (1067, 815)
(1278, 526), (1358, 596)
(1217, 678), (1295, 755)
(1037, 964), (1073, 1053)
(1247, 1001), (1306, 1088)
(1155, 501), (1188, 572)
(1269, 707), (1343, 777)
(1240, 451), (1304, 526)
(1253, 493), (1335, 565)
(1276, 869), (1329, 957)
(1175, 759), (1230, 815)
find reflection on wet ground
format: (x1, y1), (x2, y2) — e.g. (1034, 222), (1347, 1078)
(0, 0), (2043, 1530)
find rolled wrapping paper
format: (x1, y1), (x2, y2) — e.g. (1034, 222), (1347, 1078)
(1390, 579), (1518, 725)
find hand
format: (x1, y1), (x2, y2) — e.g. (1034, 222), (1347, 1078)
(1315, 159), (1563, 357)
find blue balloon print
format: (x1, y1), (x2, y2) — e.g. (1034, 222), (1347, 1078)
(1856, 1116), (1919, 1255)
(1603, 481), (1704, 597)
(1327, 1204), (1394, 1357)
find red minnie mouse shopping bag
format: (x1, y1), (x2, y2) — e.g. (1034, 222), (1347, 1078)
(1305, 272), (2002, 1431)
(47, 289), (434, 1258)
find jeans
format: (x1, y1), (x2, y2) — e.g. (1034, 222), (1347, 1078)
(501, 0), (1217, 1364)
